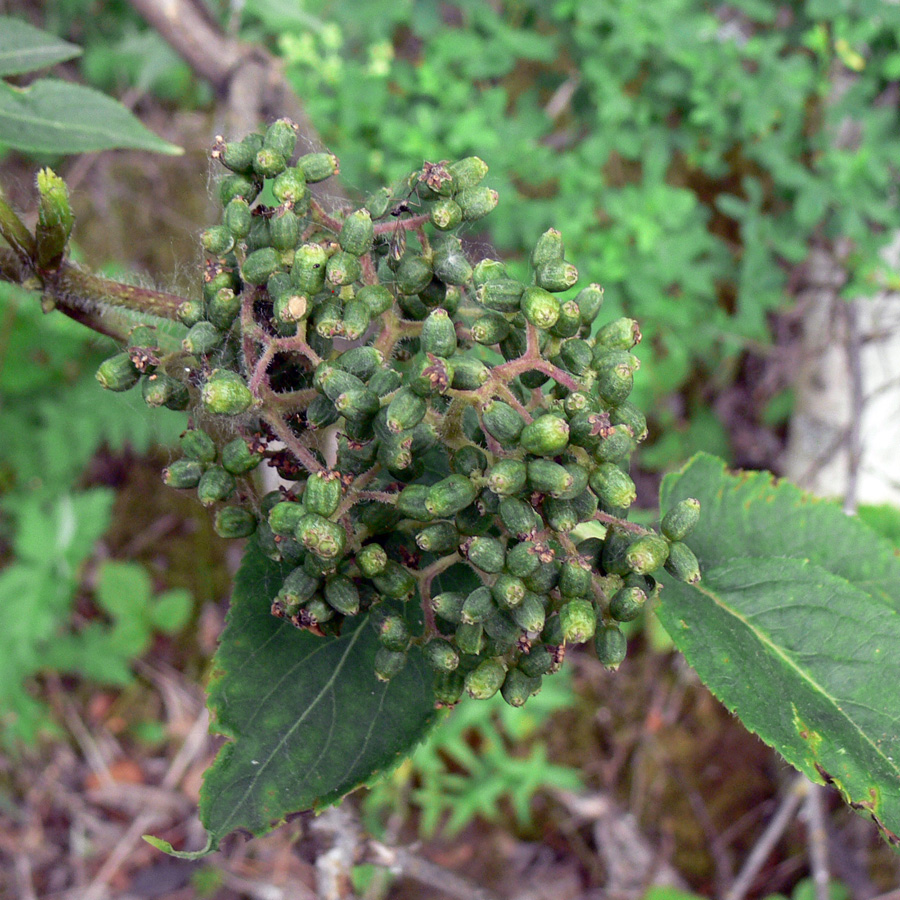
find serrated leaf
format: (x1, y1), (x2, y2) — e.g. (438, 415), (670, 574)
(0, 17), (81, 77)
(657, 453), (900, 845)
(0, 78), (182, 155)
(156, 541), (440, 857)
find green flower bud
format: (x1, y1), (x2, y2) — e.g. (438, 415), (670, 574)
(519, 644), (556, 677)
(264, 117), (298, 160)
(595, 623), (627, 670)
(488, 576), (524, 614)
(375, 613), (410, 652)
(253, 147), (287, 178)
(535, 260), (578, 293)
(332, 347), (381, 382)
(449, 357), (489, 391)
(589, 463), (637, 509)
(212, 134), (259, 174)
(501, 668), (541, 708)
(301, 470), (341, 517)
(163, 458), (204, 489)
(448, 156), (488, 190)
(425, 475), (477, 519)
(206, 287), (241, 331)
(520, 286), (560, 330)
(416, 521), (460, 554)
(469, 312), (509, 346)
(541, 614), (565, 647)
(365, 186), (392, 219)
(245, 215), (272, 253)
(326, 250), (362, 286)
(35, 168), (74, 269)
(295, 513), (347, 560)
(609, 584), (647, 622)
(660, 498), (701, 542)
(526, 459), (574, 497)
(197, 465), (236, 506)
(396, 253), (433, 295)
(376, 433), (414, 478)
(559, 338), (593, 375)
(316, 364), (366, 401)
(96, 353), (140, 392)
(481, 400), (525, 445)
(464, 658), (507, 700)
(420, 308), (457, 358)
(499, 496), (540, 538)
(559, 558), (593, 598)
(433, 670), (465, 707)
(338, 435), (377, 474)
(270, 207), (300, 252)
(273, 292), (309, 329)
(454, 622), (485, 655)
(432, 591), (467, 624)
(571, 486), (600, 522)
(664, 541), (701, 584)
(625, 533), (669, 575)
(592, 349), (639, 406)
(201, 370), (253, 416)
(323, 575), (360, 616)
(483, 610), (522, 647)
(504, 541), (541, 578)
(218, 173), (261, 206)
(482, 459), (525, 497)
(601, 529), (636, 576)
(549, 300), (582, 338)
(201, 225), (234, 257)
(177, 298), (205, 327)
(297, 152), (339, 183)
(543, 496), (578, 533)
(472, 257), (507, 286)
(432, 239), (473, 285)
(374, 647), (407, 682)
(273, 167), (309, 210)
(342, 298), (372, 340)
(523, 558), (560, 594)
(142, 373), (189, 410)
(335, 208), (374, 257)
(457, 185), (499, 221)
(386, 388), (427, 435)
(423, 639), (460, 672)
(180, 428), (217, 464)
(269, 501), (306, 536)
(310, 300), (343, 339)
(454, 498), (492, 536)
(594, 424), (637, 464)
(291, 243), (328, 294)
(559, 598), (596, 644)
(277, 567), (320, 611)
(242, 246), (280, 286)
(397, 483), (434, 522)
(476, 278), (525, 313)
(429, 197), (463, 230)
(597, 317), (642, 350)
(520, 414), (569, 457)
(356, 543), (388, 578)
(574, 283), (604, 326)
(223, 197), (252, 238)
(214, 506), (257, 539)
(511, 593), (546, 633)
(463, 536), (505, 574)
(356, 283), (394, 317)
(610, 401), (648, 442)
(372, 560), (416, 600)
(449, 445), (486, 478)
(303, 395), (337, 431)
(182, 321), (223, 356)
(530, 228), (564, 270)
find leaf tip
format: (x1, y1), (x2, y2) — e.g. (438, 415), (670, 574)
(143, 832), (217, 859)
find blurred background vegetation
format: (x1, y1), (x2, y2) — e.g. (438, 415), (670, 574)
(1, 1), (899, 898)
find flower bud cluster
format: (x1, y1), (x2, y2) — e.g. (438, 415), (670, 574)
(95, 119), (701, 707)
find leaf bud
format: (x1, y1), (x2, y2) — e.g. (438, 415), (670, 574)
(214, 506), (257, 539)
(660, 498), (701, 542)
(163, 459), (204, 489)
(374, 647), (407, 682)
(197, 465), (236, 506)
(535, 260), (578, 293)
(625, 533), (670, 575)
(464, 658), (507, 700)
(594, 623), (627, 670)
(201, 370), (253, 416)
(559, 598), (596, 644)
(356, 543), (388, 578)
(664, 541), (701, 584)
(423, 639), (460, 672)
(372, 560), (416, 600)
(457, 185), (499, 221)
(35, 168), (74, 269)
(297, 152), (339, 183)
(425, 475), (478, 519)
(520, 286), (561, 330)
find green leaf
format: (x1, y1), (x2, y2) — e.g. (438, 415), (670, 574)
(150, 589), (193, 633)
(0, 17), (81, 77)
(0, 78), (182, 155)
(95, 561), (153, 620)
(154, 541), (440, 857)
(657, 453), (900, 845)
